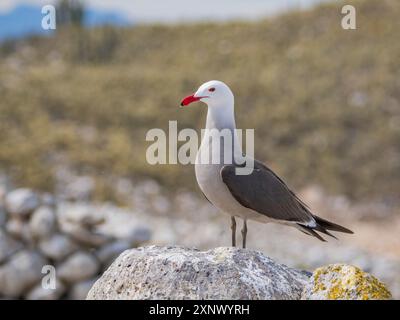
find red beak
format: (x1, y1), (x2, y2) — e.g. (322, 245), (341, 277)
(180, 94), (201, 107)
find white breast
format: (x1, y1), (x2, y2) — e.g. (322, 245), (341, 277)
(195, 134), (270, 223)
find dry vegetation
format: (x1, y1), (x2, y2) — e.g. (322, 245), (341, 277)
(0, 0), (399, 203)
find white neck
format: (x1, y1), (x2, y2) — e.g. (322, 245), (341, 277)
(198, 102), (243, 164)
(205, 104), (236, 131)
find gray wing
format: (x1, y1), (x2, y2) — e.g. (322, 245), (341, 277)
(220, 160), (315, 225)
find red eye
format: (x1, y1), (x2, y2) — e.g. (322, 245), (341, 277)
(208, 87), (216, 92)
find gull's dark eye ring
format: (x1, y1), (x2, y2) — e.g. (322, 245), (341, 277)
(208, 87), (216, 92)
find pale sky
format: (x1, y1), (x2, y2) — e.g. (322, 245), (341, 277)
(0, 0), (333, 23)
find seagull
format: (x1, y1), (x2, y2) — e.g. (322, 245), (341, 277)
(180, 80), (353, 248)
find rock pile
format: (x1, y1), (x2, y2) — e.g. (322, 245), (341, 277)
(0, 188), (151, 299)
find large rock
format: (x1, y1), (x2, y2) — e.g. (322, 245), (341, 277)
(0, 250), (47, 298)
(4, 188), (40, 218)
(301, 264), (392, 300)
(29, 206), (57, 239)
(87, 246), (309, 300)
(58, 251), (100, 284)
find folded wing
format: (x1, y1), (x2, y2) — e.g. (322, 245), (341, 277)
(220, 160), (353, 241)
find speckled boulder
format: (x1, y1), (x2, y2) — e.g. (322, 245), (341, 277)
(301, 264), (392, 300)
(87, 246), (309, 300)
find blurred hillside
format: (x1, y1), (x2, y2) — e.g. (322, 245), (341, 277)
(0, 2), (129, 40)
(0, 0), (399, 203)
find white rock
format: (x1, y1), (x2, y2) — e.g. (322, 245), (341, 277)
(58, 251), (100, 284)
(0, 230), (22, 264)
(25, 279), (66, 300)
(4, 188), (40, 217)
(39, 234), (77, 261)
(0, 250), (47, 298)
(87, 246), (309, 300)
(29, 206), (57, 239)
(69, 278), (97, 300)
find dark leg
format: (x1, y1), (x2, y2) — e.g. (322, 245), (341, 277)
(231, 216), (236, 247)
(241, 219), (247, 249)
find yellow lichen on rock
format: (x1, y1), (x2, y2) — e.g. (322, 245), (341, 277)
(302, 264), (392, 300)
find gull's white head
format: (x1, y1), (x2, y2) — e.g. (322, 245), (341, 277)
(180, 80), (234, 108)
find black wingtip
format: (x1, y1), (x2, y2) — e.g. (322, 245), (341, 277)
(313, 215), (354, 234)
(314, 225), (339, 240)
(297, 215), (354, 242)
(310, 229), (327, 242)
(297, 224), (327, 242)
